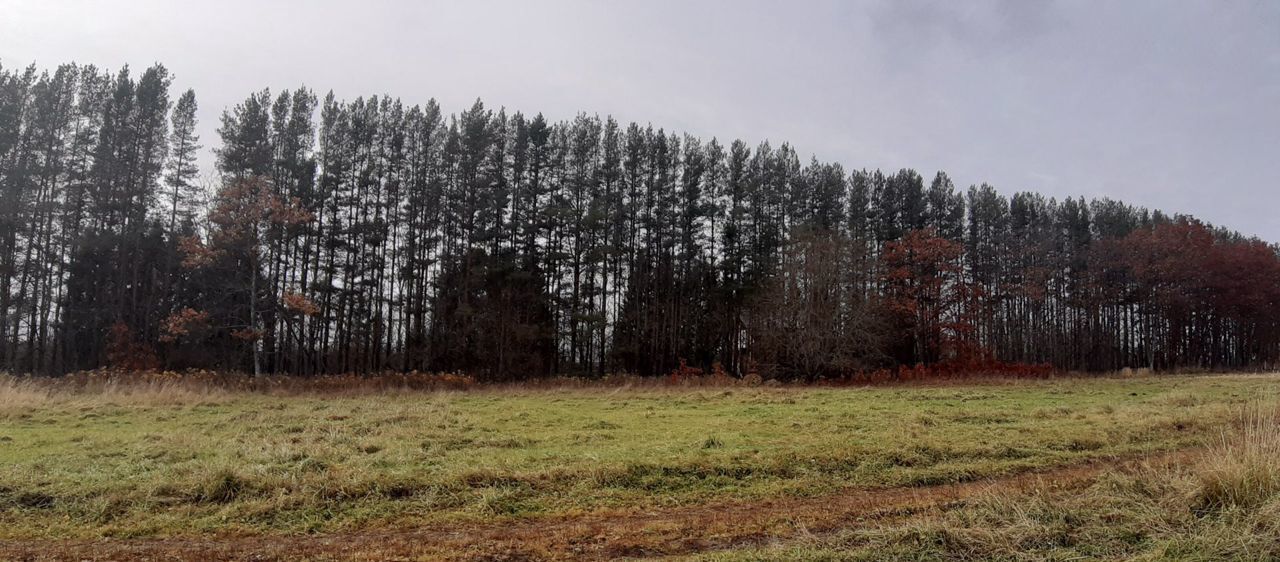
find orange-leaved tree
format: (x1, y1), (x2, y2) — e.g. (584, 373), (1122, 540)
(880, 228), (972, 365)
(168, 176), (312, 375)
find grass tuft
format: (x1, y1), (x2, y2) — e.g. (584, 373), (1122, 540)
(198, 469), (247, 504)
(1194, 400), (1280, 512)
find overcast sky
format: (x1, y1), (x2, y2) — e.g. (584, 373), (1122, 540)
(4, 0), (1279, 239)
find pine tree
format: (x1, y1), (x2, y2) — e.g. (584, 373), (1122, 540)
(5, 60), (1280, 377)
(164, 89), (200, 232)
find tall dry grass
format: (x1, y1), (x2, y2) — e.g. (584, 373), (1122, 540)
(0, 372), (228, 411)
(3, 368), (1256, 407)
(0, 375), (53, 410)
(0, 369), (482, 408)
(1194, 399), (1280, 511)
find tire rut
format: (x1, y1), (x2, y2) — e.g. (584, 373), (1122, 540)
(0, 449), (1197, 562)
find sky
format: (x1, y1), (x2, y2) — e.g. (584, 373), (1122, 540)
(3, 0), (1279, 240)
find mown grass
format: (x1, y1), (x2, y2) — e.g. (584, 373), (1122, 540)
(690, 398), (1280, 562)
(0, 373), (1274, 540)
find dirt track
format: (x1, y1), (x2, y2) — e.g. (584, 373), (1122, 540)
(0, 450), (1195, 561)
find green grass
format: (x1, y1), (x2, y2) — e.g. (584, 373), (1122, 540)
(0, 374), (1274, 539)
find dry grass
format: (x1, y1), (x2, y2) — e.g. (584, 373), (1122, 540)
(0, 370), (491, 416)
(0, 376), (53, 409)
(695, 397), (1280, 561)
(2, 365), (1234, 403)
(0, 368), (1151, 414)
(0, 372), (228, 412)
(1194, 400), (1280, 512)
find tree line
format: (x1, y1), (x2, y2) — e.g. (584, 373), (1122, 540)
(2, 61), (1278, 379)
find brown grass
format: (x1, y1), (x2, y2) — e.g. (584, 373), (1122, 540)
(5, 366), (1259, 401)
(1194, 400), (1280, 511)
(0, 369), (476, 402)
(0, 371), (228, 411)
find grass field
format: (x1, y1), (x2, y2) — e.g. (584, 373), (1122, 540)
(1, 373), (1278, 560)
